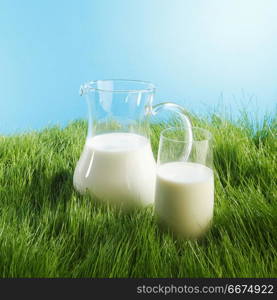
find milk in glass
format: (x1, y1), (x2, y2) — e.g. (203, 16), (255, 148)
(155, 162), (214, 238)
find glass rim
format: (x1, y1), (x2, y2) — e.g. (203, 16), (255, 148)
(80, 79), (156, 94)
(160, 126), (213, 143)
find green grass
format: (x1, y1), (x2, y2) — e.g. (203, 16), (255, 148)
(0, 112), (276, 278)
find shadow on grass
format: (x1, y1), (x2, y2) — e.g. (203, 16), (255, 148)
(49, 170), (73, 206)
(28, 168), (74, 213)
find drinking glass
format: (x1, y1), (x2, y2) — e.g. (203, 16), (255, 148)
(155, 126), (214, 238)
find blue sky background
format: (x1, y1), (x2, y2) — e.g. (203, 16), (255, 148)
(0, 0), (276, 134)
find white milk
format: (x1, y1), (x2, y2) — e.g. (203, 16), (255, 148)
(73, 132), (156, 206)
(155, 162), (214, 238)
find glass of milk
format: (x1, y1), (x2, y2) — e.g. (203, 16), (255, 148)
(73, 80), (192, 207)
(155, 126), (214, 238)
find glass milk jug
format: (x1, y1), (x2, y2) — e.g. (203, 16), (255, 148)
(73, 80), (192, 206)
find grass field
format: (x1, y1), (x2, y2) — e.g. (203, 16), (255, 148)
(0, 112), (276, 278)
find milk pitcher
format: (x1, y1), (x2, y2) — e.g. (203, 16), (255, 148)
(73, 79), (192, 206)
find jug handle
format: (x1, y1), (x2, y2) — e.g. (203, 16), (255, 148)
(151, 102), (193, 161)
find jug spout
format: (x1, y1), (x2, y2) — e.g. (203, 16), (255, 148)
(79, 82), (92, 96)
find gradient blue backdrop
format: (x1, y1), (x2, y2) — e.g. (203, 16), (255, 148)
(0, 0), (276, 134)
